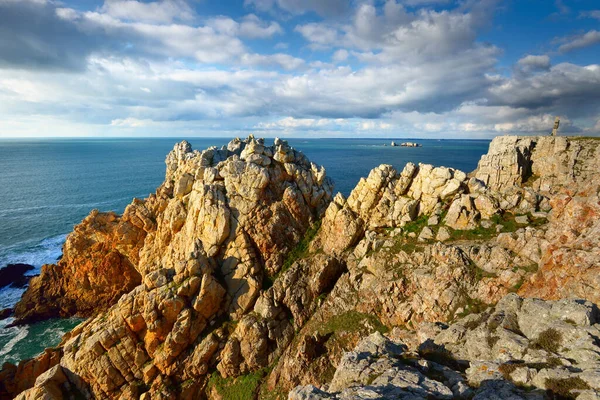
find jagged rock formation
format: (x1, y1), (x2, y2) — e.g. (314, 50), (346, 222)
(3, 135), (600, 400)
(2, 136), (333, 399)
(290, 294), (600, 399)
(14, 207), (151, 323)
(263, 136), (600, 397)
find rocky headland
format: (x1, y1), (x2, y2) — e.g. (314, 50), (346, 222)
(1, 135), (599, 400)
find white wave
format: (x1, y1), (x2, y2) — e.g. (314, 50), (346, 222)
(0, 286), (26, 309)
(0, 234), (68, 309)
(0, 325), (28, 358)
(0, 234), (67, 272)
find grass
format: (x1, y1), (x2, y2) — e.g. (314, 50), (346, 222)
(403, 214), (429, 234)
(570, 136), (600, 141)
(545, 377), (590, 399)
(264, 221), (321, 289)
(453, 297), (488, 320)
(314, 311), (389, 349)
(317, 311), (389, 337)
(207, 368), (269, 400)
(533, 328), (563, 353)
(522, 174), (540, 187)
(487, 335), (500, 348)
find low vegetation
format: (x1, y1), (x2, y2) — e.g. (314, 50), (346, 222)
(533, 328), (563, 353)
(545, 377), (590, 399)
(207, 368), (269, 400)
(265, 220), (322, 288)
(317, 310), (389, 337)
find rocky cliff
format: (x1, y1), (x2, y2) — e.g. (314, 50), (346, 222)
(2, 135), (600, 400)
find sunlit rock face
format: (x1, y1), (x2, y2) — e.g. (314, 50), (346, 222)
(6, 135), (600, 400)
(4, 136), (333, 398)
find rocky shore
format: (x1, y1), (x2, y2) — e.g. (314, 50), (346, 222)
(1, 135), (599, 400)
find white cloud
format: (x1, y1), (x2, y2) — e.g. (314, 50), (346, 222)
(239, 14), (283, 38)
(208, 14), (283, 39)
(558, 30), (600, 53)
(332, 49), (348, 63)
(294, 23), (339, 47)
(0, 0), (599, 139)
(100, 0), (195, 24)
(241, 53), (305, 70)
(402, 0), (451, 5)
(358, 121), (392, 130)
(110, 117), (155, 127)
(518, 55), (551, 70)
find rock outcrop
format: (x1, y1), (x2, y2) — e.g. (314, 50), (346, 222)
(3, 134), (600, 400)
(14, 206), (152, 323)
(2, 136), (333, 399)
(0, 263), (34, 288)
(291, 294), (600, 400)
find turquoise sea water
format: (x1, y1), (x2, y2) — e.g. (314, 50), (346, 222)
(0, 137), (490, 365)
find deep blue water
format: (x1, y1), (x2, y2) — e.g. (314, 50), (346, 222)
(0, 137), (490, 364)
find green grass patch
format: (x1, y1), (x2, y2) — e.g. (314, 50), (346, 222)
(499, 362), (521, 379)
(453, 297), (488, 320)
(317, 311), (389, 337)
(265, 221), (321, 289)
(403, 214), (430, 234)
(418, 345), (467, 373)
(570, 136), (600, 141)
(207, 368), (269, 400)
(281, 221), (321, 272)
(487, 335), (500, 348)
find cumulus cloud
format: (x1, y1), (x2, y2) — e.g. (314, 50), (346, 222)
(208, 14), (283, 39)
(100, 0), (195, 24)
(0, 0), (96, 71)
(332, 49), (348, 63)
(518, 55), (551, 71)
(402, 0), (451, 5)
(0, 0), (599, 138)
(240, 53), (305, 70)
(558, 30), (600, 53)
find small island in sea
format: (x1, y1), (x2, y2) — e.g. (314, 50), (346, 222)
(391, 141), (422, 147)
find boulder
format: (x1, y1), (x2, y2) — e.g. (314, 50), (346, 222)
(0, 264), (34, 288)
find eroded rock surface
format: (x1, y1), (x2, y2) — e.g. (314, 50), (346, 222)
(3, 135), (600, 400)
(290, 294), (600, 400)
(14, 205), (154, 323)
(2, 136), (333, 399)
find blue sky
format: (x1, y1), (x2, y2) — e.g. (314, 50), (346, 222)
(0, 0), (599, 138)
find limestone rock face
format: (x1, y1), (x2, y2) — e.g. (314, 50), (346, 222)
(15, 202), (155, 323)
(517, 180), (600, 303)
(4, 134), (600, 400)
(316, 163), (478, 255)
(290, 294), (600, 400)
(475, 136), (600, 193)
(2, 136), (334, 400)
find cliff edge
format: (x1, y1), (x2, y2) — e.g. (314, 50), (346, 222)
(3, 135), (600, 400)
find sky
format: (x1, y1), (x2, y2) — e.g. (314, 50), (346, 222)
(0, 0), (599, 138)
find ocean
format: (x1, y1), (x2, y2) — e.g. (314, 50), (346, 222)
(0, 137), (490, 365)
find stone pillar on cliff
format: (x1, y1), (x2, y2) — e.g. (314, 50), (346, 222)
(551, 116), (560, 136)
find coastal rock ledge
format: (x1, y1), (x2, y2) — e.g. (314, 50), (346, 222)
(2, 135), (600, 400)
